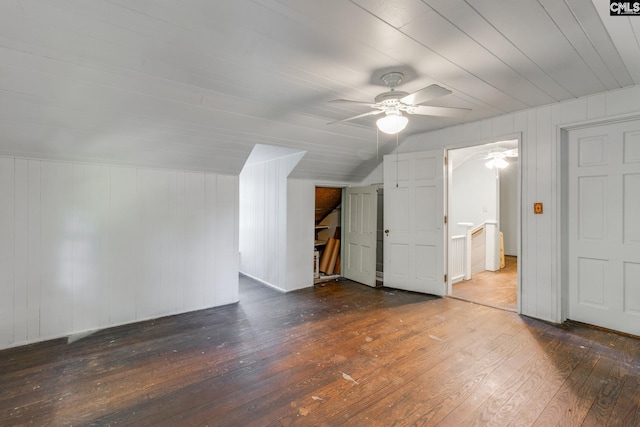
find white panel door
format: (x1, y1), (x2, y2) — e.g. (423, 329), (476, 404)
(384, 150), (445, 295)
(344, 186), (378, 287)
(568, 119), (640, 336)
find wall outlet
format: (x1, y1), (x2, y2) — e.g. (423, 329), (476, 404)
(534, 202), (543, 214)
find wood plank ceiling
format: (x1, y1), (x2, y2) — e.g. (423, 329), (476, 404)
(0, 0), (637, 182)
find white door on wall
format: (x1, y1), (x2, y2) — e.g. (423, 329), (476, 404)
(568, 119), (640, 336)
(343, 186), (378, 287)
(384, 150), (445, 295)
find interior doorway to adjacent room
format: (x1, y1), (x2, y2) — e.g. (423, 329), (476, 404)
(447, 140), (520, 312)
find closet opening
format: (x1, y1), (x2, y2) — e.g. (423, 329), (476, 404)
(314, 186), (342, 284)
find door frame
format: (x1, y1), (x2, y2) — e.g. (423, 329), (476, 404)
(313, 184), (348, 282)
(343, 185), (378, 287)
(444, 134), (523, 314)
(558, 113), (640, 323)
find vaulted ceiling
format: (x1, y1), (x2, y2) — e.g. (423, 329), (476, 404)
(0, 0), (638, 182)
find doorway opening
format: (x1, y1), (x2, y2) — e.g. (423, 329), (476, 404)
(447, 140), (520, 312)
(314, 186), (342, 284)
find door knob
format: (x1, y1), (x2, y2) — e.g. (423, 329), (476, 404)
(385, 229), (390, 235)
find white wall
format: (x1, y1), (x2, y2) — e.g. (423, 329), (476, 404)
(450, 157), (498, 235)
(286, 179), (315, 291)
(239, 159), (285, 289)
(500, 164), (518, 256)
(0, 157), (239, 350)
(239, 153), (310, 292)
(361, 85), (640, 323)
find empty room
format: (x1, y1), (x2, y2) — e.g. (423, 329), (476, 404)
(1, 1), (639, 425)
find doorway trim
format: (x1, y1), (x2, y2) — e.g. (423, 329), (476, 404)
(445, 133), (523, 314)
(313, 184), (347, 284)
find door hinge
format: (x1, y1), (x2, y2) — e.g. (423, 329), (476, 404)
(444, 215), (447, 224)
(444, 156), (448, 166)
(444, 274), (447, 282)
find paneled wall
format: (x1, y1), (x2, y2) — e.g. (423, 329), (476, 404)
(500, 163), (518, 256)
(286, 179), (315, 291)
(239, 160), (285, 289)
(239, 153), (310, 291)
(0, 158), (239, 349)
(362, 85), (640, 323)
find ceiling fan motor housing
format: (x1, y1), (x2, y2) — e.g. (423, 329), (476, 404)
(380, 71), (404, 88)
(374, 90), (409, 105)
(376, 71), (407, 109)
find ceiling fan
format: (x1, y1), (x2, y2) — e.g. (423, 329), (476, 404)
(328, 72), (470, 134)
(484, 148), (518, 169)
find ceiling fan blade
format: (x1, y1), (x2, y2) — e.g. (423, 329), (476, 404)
(410, 105), (471, 118)
(329, 99), (374, 107)
(400, 84), (452, 105)
(327, 109), (383, 125)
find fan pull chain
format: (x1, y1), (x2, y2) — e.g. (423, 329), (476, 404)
(396, 132), (399, 188)
(376, 128), (379, 164)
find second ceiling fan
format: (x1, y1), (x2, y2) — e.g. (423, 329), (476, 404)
(329, 72), (470, 134)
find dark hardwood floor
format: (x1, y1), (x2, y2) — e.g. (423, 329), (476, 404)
(1, 275), (639, 426)
(452, 255), (518, 312)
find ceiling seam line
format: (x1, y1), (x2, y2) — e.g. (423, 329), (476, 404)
(461, 0), (579, 99)
(419, 1), (562, 103)
(537, 0), (610, 91)
(562, 0), (632, 88)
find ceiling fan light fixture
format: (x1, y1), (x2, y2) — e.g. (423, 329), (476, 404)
(485, 157), (509, 169)
(376, 112), (408, 134)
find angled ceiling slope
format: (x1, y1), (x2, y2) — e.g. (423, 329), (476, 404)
(0, 0), (636, 183)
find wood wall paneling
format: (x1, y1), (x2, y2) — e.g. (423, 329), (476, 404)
(72, 163), (110, 333)
(0, 158), (14, 347)
(109, 166), (138, 325)
(13, 159), (28, 344)
(214, 174), (240, 305)
(184, 172), (207, 312)
(172, 171), (185, 313)
(26, 161), (41, 341)
(40, 160), (74, 339)
(137, 168), (164, 320)
(0, 158), (239, 350)
(204, 173), (217, 307)
(534, 105), (553, 321)
(240, 161), (284, 289)
(238, 152), (308, 292)
(286, 179), (314, 292)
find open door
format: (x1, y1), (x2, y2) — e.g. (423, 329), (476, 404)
(343, 186), (378, 287)
(384, 150), (445, 295)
